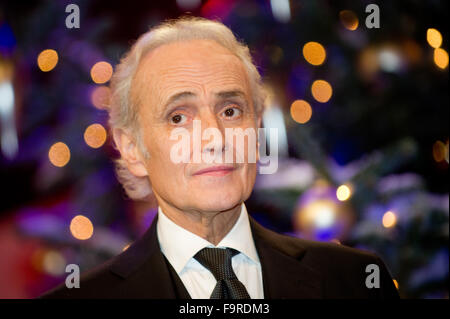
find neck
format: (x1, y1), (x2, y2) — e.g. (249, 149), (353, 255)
(156, 199), (242, 246)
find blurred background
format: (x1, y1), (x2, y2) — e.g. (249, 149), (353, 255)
(0, 0), (448, 299)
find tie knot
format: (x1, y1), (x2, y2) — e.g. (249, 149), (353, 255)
(194, 248), (238, 281)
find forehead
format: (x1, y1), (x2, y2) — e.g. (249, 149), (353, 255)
(132, 39), (250, 105)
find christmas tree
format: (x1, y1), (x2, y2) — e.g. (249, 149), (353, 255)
(0, 0), (447, 298)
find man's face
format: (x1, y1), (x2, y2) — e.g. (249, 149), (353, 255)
(132, 39), (259, 213)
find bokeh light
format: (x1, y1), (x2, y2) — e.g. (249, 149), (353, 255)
(90, 61), (113, 84)
(42, 250), (66, 276)
(294, 185), (355, 242)
(302, 42), (326, 66)
(426, 28), (443, 49)
(311, 79), (333, 103)
(268, 45), (284, 64)
(301, 200), (337, 229)
(382, 211), (397, 228)
(336, 184), (351, 201)
(434, 48), (449, 69)
(84, 123), (107, 149)
(0, 59), (14, 81)
(433, 140), (447, 162)
(290, 100), (312, 124)
(403, 40), (423, 65)
(91, 86), (111, 110)
(378, 47), (403, 73)
(70, 215), (94, 240)
(37, 49), (58, 72)
(48, 142), (70, 167)
(358, 47), (379, 80)
(339, 10), (359, 31)
(270, 0), (291, 23)
(393, 279), (399, 290)
(446, 140), (449, 164)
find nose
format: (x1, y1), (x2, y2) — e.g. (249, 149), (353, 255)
(199, 109), (227, 159)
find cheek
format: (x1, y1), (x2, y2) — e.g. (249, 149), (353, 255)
(235, 123), (259, 162)
(236, 162), (256, 189)
(245, 162), (257, 183)
(145, 136), (181, 173)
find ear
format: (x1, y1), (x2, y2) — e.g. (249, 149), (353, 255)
(113, 128), (148, 177)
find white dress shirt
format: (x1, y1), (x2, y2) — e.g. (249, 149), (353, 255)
(156, 203), (264, 299)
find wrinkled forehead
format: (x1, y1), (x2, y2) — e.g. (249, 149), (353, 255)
(131, 39), (251, 110)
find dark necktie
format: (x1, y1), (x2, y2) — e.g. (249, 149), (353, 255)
(194, 247), (251, 299)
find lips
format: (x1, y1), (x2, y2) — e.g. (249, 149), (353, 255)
(193, 165), (236, 176)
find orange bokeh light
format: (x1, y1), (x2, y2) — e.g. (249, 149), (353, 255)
(434, 48), (449, 69)
(311, 79), (333, 103)
(84, 123), (107, 149)
(91, 86), (111, 110)
(382, 211), (397, 228)
(426, 28), (442, 49)
(339, 10), (359, 31)
(37, 49), (59, 72)
(48, 142), (70, 167)
(433, 140), (446, 162)
(302, 42), (326, 66)
(336, 184), (351, 201)
(290, 100), (312, 124)
(90, 61), (113, 84)
(70, 215), (94, 240)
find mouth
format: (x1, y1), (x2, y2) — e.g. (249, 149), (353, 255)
(193, 165), (236, 177)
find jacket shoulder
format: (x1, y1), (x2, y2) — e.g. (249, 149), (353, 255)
(251, 218), (399, 298)
(251, 217), (377, 262)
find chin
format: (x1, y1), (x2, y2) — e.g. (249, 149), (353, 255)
(191, 188), (245, 213)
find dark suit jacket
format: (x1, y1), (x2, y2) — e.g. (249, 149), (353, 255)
(41, 215), (399, 299)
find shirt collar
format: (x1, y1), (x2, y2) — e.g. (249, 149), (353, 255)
(156, 203), (260, 275)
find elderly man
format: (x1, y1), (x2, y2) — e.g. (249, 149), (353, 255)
(43, 17), (399, 299)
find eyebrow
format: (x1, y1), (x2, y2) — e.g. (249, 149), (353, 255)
(164, 91), (196, 108)
(162, 89), (247, 111)
(215, 90), (247, 100)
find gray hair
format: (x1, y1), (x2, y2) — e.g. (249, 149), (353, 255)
(108, 16), (266, 200)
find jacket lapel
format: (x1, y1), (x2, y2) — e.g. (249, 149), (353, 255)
(109, 215), (179, 298)
(249, 217), (324, 299)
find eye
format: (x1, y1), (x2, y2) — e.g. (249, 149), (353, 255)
(170, 114), (187, 125)
(222, 107), (242, 119)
